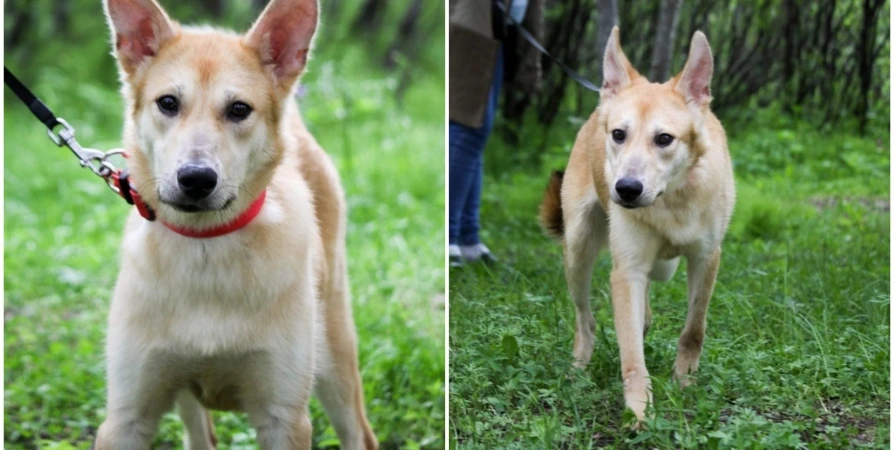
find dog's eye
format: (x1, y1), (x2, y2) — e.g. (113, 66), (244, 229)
(611, 129), (626, 143)
(227, 102), (253, 122)
(655, 133), (674, 147)
(156, 95), (179, 116)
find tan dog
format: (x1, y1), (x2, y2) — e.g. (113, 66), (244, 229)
(539, 27), (735, 423)
(95, 0), (376, 448)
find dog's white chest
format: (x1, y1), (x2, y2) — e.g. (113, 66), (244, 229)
(642, 203), (709, 246)
(111, 219), (317, 356)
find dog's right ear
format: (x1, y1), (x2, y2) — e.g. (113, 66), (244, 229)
(601, 27), (640, 100)
(104, 0), (176, 77)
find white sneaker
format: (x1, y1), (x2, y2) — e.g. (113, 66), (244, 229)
(449, 244), (463, 267)
(459, 243), (496, 264)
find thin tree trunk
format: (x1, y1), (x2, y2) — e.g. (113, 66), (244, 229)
(200, 0), (223, 18)
(352, 0), (387, 35)
(857, 0), (884, 134)
(384, 0), (423, 69)
(649, 0), (683, 81)
(595, 0), (618, 81)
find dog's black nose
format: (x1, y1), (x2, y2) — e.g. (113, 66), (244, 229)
(177, 165), (218, 200)
(615, 178), (643, 203)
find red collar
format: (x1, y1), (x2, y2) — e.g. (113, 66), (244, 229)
(111, 170), (266, 238)
(161, 190), (267, 238)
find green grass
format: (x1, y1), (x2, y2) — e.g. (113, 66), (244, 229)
(3, 38), (445, 449)
(449, 108), (889, 449)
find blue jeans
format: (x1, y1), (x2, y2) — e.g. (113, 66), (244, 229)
(449, 48), (503, 246)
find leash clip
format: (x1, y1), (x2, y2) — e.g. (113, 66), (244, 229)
(47, 116), (123, 188)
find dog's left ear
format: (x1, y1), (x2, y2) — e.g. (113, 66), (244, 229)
(673, 31), (713, 107)
(245, 0), (319, 88)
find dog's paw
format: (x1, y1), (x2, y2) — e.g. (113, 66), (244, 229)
(673, 371), (697, 388)
(621, 407), (647, 431)
(571, 358), (590, 370)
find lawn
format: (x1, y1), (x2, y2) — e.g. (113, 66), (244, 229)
(3, 26), (446, 450)
(448, 107), (890, 449)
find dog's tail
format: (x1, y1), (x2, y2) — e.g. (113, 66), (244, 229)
(538, 170), (565, 240)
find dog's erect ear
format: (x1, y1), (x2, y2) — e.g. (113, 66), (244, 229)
(601, 27), (640, 100)
(104, 0), (176, 77)
(245, 0), (319, 88)
(673, 31), (714, 107)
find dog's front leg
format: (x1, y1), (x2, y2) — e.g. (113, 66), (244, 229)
(94, 344), (175, 450)
(608, 216), (660, 423)
(674, 246), (722, 387)
(610, 267), (651, 422)
(562, 198), (607, 368)
(243, 319), (316, 450)
(244, 353), (315, 450)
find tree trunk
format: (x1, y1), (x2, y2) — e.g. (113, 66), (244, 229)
(595, 0), (619, 77)
(857, 0), (884, 134)
(352, 0), (387, 35)
(649, 0), (683, 81)
(200, 0), (223, 18)
(384, 0), (423, 69)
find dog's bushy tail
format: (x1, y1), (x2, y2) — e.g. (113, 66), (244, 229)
(538, 170), (565, 239)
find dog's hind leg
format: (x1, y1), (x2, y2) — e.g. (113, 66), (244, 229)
(643, 257), (679, 337)
(315, 253), (378, 450)
(177, 391), (217, 450)
(315, 346), (377, 450)
(674, 248), (721, 387)
(642, 282), (652, 338)
(563, 197), (607, 368)
(649, 257), (680, 282)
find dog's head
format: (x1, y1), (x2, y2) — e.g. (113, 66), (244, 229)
(104, 0), (317, 226)
(597, 27), (714, 209)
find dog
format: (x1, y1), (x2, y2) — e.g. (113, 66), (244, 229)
(539, 27), (735, 423)
(95, 0), (377, 448)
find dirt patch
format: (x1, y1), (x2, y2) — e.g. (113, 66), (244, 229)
(809, 197), (890, 212)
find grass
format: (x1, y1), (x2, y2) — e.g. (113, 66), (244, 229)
(449, 107), (889, 449)
(3, 33), (445, 450)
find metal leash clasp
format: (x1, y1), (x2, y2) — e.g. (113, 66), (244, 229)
(47, 117), (124, 192)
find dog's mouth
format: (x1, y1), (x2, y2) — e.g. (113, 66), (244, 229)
(163, 196), (236, 213)
(615, 190), (664, 210)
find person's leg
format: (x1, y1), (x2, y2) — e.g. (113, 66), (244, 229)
(448, 123), (487, 245)
(458, 159), (482, 246)
(449, 121), (489, 266)
(449, 47), (503, 249)
(458, 47), (503, 260)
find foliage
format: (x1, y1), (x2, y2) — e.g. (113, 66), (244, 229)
(4, 0), (446, 448)
(504, 0), (889, 134)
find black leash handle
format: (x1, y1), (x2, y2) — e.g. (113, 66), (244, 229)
(497, 3), (602, 93)
(4, 67), (61, 130)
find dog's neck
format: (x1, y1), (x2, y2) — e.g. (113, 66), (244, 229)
(159, 190), (268, 238)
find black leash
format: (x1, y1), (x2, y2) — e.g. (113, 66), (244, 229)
(497, 2), (601, 93)
(4, 66), (157, 221)
(4, 67), (62, 130)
